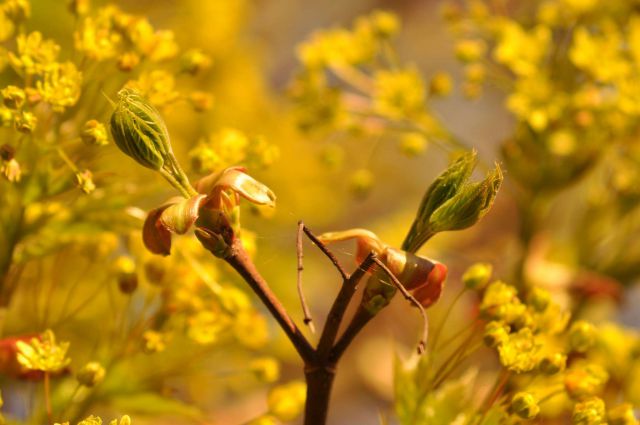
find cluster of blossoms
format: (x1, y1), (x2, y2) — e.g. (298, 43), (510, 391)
(0, 0), (213, 193)
(189, 127), (279, 176)
(290, 10), (459, 195)
(444, 0), (640, 192)
(0, 1), (291, 423)
(471, 275), (640, 423)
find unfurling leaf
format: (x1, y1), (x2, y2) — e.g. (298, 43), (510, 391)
(159, 195), (207, 234)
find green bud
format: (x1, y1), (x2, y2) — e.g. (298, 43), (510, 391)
(608, 403), (639, 425)
(76, 361), (106, 387)
(110, 88), (171, 171)
(538, 352), (567, 375)
(463, 262), (493, 290)
(427, 164), (502, 234)
(109, 87), (196, 197)
(510, 392), (540, 420)
(402, 151), (476, 252)
(568, 320), (596, 353)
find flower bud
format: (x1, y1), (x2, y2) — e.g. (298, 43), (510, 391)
(14, 111), (36, 133)
(572, 397), (606, 425)
(142, 330), (166, 354)
(455, 39), (487, 63)
(564, 363), (609, 399)
(568, 320), (596, 353)
(249, 357), (280, 383)
(267, 381), (306, 422)
(75, 170), (96, 194)
(462, 262), (493, 290)
(483, 320), (509, 348)
(538, 352), (567, 375)
(510, 392), (540, 420)
(117, 52), (140, 72)
(1, 85), (26, 109)
(429, 72), (453, 96)
(76, 361), (105, 387)
(527, 286), (551, 312)
(81, 120), (109, 146)
(180, 49), (212, 75)
(607, 403), (638, 425)
(110, 87), (171, 171)
(67, 0), (89, 16)
(113, 256), (137, 294)
(369, 10), (400, 39)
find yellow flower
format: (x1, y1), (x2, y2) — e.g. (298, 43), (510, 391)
(267, 381), (307, 422)
(372, 67), (426, 119)
(494, 22), (551, 77)
(36, 61), (83, 112)
(74, 13), (122, 61)
(497, 327), (541, 373)
(572, 397), (606, 425)
(9, 31), (60, 75)
(16, 329), (71, 373)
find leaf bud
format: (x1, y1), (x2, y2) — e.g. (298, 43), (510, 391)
(427, 164), (502, 234)
(402, 151), (477, 252)
(462, 262), (493, 290)
(110, 87), (171, 171)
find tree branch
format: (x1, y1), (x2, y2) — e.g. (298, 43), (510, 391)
(302, 224), (348, 280)
(224, 238), (315, 362)
(317, 252), (376, 358)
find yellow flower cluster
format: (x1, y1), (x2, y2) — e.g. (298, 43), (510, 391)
(291, 9), (453, 163)
(474, 277), (640, 422)
(446, 0), (640, 192)
(189, 127), (279, 175)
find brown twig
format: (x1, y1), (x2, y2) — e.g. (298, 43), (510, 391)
(317, 252), (376, 358)
(302, 225), (348, 280)
(224, 238), (314, 362)
(297, 221), (315, 333)
(371, 257), (429, 354)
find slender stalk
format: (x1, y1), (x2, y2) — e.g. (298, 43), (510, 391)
(297, 221), (315, 333)
(430, 287), (467, 353)
(44, 371), (53, 425)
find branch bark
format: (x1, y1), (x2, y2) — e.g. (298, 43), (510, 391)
(224, 238), (315, 362)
